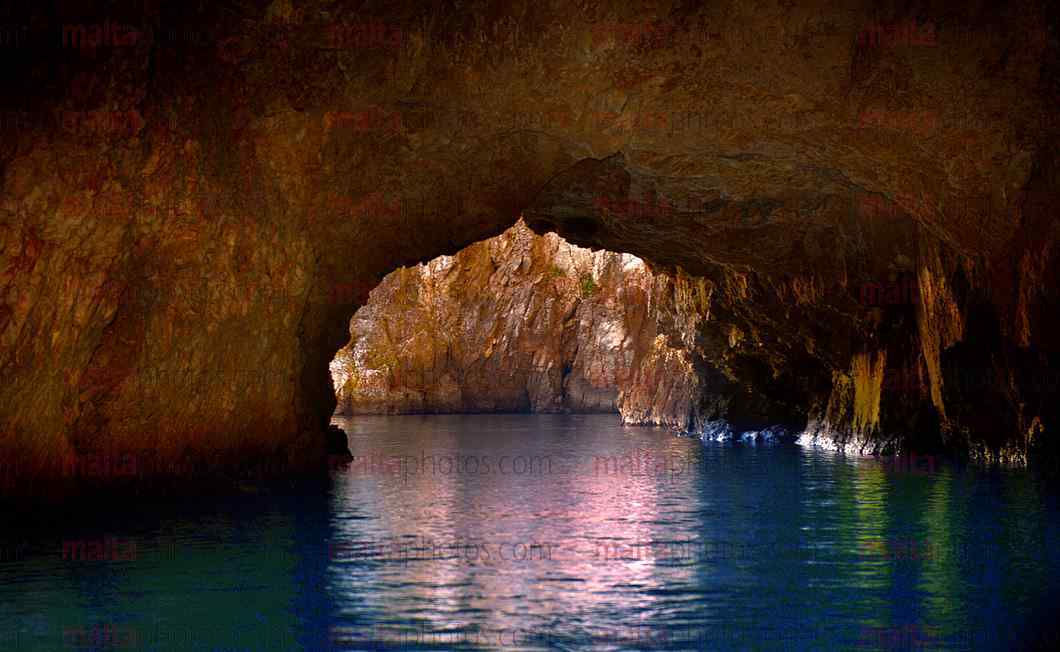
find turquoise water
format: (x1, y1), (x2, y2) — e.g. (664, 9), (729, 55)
(1, 414), (1058, 650)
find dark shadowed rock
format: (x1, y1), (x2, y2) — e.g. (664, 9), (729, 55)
(0, 0), (1057, 496)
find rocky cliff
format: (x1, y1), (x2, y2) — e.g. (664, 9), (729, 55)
(331, 220), (701, 428)
(0, 0), (1057, 499)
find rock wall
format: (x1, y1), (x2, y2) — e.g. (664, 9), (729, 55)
(0, 0), (1057, 498)
(331, 221), (701, 429)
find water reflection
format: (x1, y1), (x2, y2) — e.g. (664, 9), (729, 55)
(326, 415), (1060, 650)
(329, 415), (706, 649)
(1, 415), (1058, 650)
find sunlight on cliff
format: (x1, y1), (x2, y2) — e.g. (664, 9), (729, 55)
(329, 220), (701, 426)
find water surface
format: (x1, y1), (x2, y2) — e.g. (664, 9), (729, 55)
(1, 414), (1058, 650)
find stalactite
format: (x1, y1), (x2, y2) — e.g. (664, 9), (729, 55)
(851, 350), (886, 438)
(915, 238), (965, 426)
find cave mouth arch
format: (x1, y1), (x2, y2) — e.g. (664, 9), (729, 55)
(309, 148), (899, 464)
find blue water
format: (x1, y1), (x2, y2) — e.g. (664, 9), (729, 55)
(2, 414), (1058, 650)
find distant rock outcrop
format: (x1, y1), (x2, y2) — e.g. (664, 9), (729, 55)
(331, 221), (702, 429)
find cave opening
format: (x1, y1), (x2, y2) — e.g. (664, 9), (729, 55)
(327, 218), (701, 428)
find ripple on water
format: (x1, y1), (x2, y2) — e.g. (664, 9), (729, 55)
(0, 415), (1055, 650)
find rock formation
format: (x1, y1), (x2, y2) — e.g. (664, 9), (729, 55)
(331, 220), (700, 429)
(0, 0), (1057, 498)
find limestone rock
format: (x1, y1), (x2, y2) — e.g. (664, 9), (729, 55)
(331, 220), (700, 428)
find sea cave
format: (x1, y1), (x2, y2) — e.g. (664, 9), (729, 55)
(1, 0), (1059, 649)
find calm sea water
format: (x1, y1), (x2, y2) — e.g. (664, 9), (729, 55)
(1, 414), (1058, 650)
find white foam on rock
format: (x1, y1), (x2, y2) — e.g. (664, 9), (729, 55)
(796, 422), (872, 457)
(698, 421), (789, 445)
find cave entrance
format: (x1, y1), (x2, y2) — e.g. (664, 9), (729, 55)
(328, 218), (699, 428)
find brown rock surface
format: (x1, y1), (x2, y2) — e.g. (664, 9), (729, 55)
(0, 0), (1057, 497)
(331, 220), (700, 429)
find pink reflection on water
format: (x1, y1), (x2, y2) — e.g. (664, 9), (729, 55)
(328, 418), (708, 647)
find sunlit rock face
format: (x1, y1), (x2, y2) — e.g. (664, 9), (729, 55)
(331, 221), (701, 428)
(0, 0), (1057, 496)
